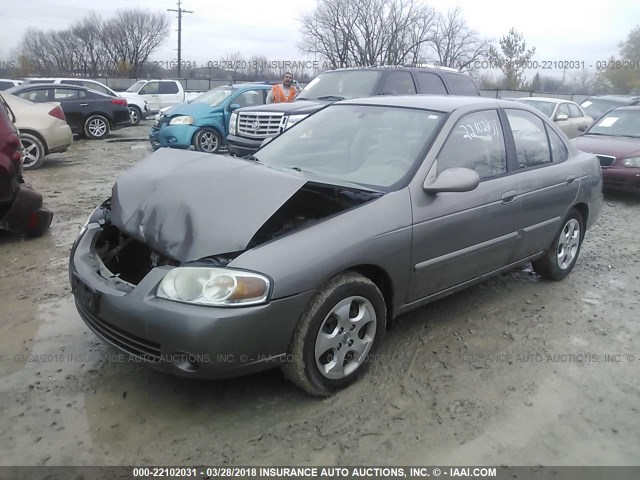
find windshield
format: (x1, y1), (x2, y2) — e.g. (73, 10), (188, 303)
(516, 99), (556, 117)
(191, 87), (235, 106)
(581, 98), (629, 119)
(586, 109), (640, 137)
(298, 71), (382, 101)
(255, 104), (445, 191)
(126, 81), (146, 93)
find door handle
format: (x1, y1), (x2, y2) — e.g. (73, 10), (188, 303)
(501, 190), (517, 204)
(566, 174), (577, 185)
(79, 103), (88, 106)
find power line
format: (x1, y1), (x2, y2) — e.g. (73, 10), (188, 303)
(167, 0), (194, 78)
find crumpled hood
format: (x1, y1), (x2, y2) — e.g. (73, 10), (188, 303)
(110, 148), (306, 262)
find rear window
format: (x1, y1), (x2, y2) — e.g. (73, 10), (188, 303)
(444, 73), (479, 96)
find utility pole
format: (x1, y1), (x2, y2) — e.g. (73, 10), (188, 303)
(167, 0), (194, 78)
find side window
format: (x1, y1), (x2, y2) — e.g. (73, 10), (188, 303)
(0, 81), (13, 90)
(444, 73), (479, 96)
(20, 89), (50, 102)
(505, 109), (552, 168)
(53, 88), (79, 101)
(547, 125), (568, 163)
(85, 82), (111, 95)
(381, 71), (417, 95)
(78, 90), (87, 99)
(437, 110), (506, 179)
(568, 104), (583, 118)
(556, 103), (570, 119)
(233, 90), (264, 108)
(159, 81), (179, 94)
(415, 72), (447, 94)
(139, 82), (160, 95)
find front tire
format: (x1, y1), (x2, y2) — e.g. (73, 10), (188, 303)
(282, 272), (387, 396)
(193, 128), (222, 153)
(532, 208), (584, 280)
(129, 106), (142, 126)
(84, 115), (110, 139)
(20, 133), (45, 170)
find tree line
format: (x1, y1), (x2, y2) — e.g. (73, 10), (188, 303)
(3, 1), (639, 95)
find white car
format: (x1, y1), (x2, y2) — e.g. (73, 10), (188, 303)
(21, 78), (151, 126)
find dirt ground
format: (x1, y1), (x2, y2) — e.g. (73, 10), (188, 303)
(0, 122), (639, 467)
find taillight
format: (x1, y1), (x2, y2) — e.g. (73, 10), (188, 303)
(48, 106), (66, 121)
(112, 98), (128, 106)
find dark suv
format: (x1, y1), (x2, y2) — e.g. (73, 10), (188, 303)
(227, 66), (481, 157)
(0, 94), (53, 236)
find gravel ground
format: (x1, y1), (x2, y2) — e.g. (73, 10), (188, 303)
(0, 122), (639, 467)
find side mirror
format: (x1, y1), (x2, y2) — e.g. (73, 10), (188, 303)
(423, 167), (480, 193)
(555, 113), (569, 121)
(260, 136), (275, 148)
(228, 103), (241, 111)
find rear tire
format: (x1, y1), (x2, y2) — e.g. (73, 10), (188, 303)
(193, 128), (222, 154)
(282, 272), (387, 396)
(84, 115), (110, 140)
(20, 133), (45, 170)
(129, 107), (142, 126)
(532, 208), (584, 281)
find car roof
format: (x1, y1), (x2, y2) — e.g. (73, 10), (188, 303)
(323, 66), (467, 75)
(16, 83), (88, 90)
(587, 95), (640, 102)
(339, 95), (520, 112)
(609, 105), (640, 111)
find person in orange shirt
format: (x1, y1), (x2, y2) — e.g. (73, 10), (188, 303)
(266, 72), (300, 104)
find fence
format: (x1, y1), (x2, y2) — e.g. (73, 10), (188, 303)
(479, 89), (591, 105)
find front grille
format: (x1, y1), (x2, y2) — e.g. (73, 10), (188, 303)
(77, 302), (162, 362)
(596, 154), (616, 167)
(237, 112), (285, 138)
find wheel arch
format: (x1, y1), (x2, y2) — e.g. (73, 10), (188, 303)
(345, 264), (395, 328)
(572, 202), (589, 238)
(18, 129), (49, 155)
(191, 125), (225, 146)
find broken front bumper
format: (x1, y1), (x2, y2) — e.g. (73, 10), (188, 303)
(0, 185), (53, 236)
(69, 224), (314, 379)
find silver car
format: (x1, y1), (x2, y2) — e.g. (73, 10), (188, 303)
(514, 97), (593, 138)
(69, 96), (602, 396)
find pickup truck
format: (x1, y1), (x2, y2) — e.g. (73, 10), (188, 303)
(120, 80), (203, 114)
(21, 77), (151, 125)
(226, 66), (481, 157)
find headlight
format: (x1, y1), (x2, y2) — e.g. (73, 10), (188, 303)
(285, 114), (308, 130)
(169, 115), (194, 125)
(157, 267), (270, 307)
(78, 204), (107, 238)
(229, 112), (238, 135)
(622, 157), (640, 168)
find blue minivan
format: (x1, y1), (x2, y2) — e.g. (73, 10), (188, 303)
(149, 83), (273, 154)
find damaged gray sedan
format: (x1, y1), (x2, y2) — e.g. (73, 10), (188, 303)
(69, 96), (602, 396)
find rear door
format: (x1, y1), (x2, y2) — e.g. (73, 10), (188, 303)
(158, 81), (182, 108)
(52, 87), (85, 130)
(503, 108), (580, 260)
(554, 103), (575, 137)
(410, 109), (521, 300)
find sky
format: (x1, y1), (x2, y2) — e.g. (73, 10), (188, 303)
(2, 0), (640, 80)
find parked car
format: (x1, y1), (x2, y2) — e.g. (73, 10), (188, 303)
(21, 78), (151, 126)
(149, 84), (273, 154)
(70, 96), (602, 395)
(2, 93), (73, 170)
(0, 79), (22, 91)
(6, 84), (130, 140)
(0, 94), (53, 235)
(580, 95), (640, 120)
(513, 97), (593, 138)
(573, 105), (640, 193)
(227, 66), (482, 157)
(119, 80), (202, 113)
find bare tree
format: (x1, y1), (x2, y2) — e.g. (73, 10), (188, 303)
(220, 52), (245, 82)
(426, 7), (490, 71)
(100, 9), (170, 77)
(299, 0), (436, 69)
